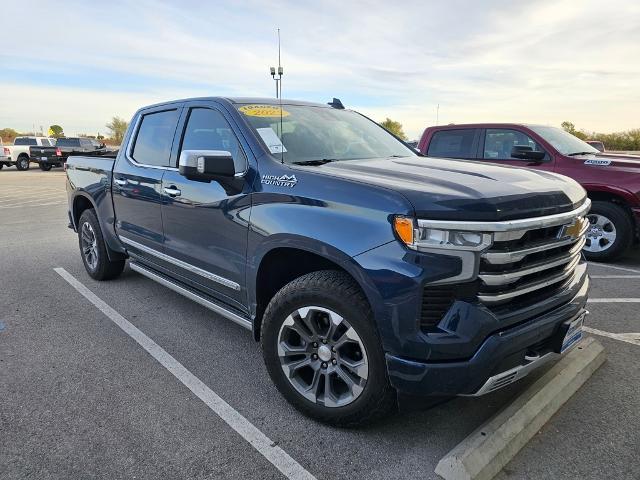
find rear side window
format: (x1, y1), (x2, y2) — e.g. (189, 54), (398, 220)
(427, 129), (477, 158)
(56, 138), (81, 147)
(40, 139), (52, 147)
(131, 109), (179, 167)
(14, 138), (37, 146)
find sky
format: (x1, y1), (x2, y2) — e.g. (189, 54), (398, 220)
(1, 0), (639, 139)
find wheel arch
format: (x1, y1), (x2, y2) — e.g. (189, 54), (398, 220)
(249, 241), (378, 342)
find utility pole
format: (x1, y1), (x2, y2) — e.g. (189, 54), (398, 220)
(269, 28), (283, 98)
(436, 104), (440, 125)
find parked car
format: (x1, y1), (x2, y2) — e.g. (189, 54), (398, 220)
(0, 139), (9, 168)
(418, 123), (640, 261)
(66, 98), (589, 426)
(56, 137), (107, 162)
(30, 144), (63, 170)
(3, 136), (56, 170)
(586, 140), (605, 152)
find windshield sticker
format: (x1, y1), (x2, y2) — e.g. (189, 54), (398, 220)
(256, 127), (287, 154)
(261, 174), (297, 188)
(584, 159), (611, 166)
(238, 105), (290, 118)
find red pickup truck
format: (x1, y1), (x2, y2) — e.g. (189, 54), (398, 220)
(418, 123), (640, 261)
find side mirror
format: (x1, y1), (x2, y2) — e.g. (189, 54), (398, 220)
(179, 150), (237, 181)
(511, 145), (546, 162)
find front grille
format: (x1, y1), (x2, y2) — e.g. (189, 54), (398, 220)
(477, 216), (588, 308)
(419, 202), (589, 331)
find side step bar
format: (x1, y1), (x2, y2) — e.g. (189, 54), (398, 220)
(129, 262), (252, 331)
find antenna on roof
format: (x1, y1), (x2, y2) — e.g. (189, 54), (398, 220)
(328, 98), (344, 109)
(268, 29), (285, 163)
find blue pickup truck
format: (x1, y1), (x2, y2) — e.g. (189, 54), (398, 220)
(65, 97), (590, 426)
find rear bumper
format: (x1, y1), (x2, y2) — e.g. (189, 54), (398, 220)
(386, 273), (589, 396)
(38, 157), (64, 164)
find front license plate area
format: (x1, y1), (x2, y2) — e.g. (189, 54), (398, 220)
(559, 312), (585, 353)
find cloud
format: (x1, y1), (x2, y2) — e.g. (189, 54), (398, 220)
(2, 0), (639, 138)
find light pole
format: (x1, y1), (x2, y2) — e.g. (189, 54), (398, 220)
(270, 28), (283, 98)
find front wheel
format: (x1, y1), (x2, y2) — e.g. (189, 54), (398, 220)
(16, 156), (30, 171)
(261, 270), (396, 427)
(78, 209), (125, 280)
(39, 162), (52, 171)
(583, 201), (634, 262)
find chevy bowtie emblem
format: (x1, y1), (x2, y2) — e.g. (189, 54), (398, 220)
(559, 217), (587, 239)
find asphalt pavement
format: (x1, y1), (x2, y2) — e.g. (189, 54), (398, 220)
(1, 168), (638, 479)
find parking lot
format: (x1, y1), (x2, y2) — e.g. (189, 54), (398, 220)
(1, 169), (638, 479)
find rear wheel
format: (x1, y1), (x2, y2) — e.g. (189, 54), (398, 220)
(16, 155), (30, 171)
(583, 201), (633, 262)
(261, 270), (396, 427)
(78, 209), (125, 280)
(0, 163), (4, 170)
(39, 162), (52, 171)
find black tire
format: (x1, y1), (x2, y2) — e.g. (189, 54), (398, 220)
(584, 201), (634, 262)
(0, 163), (3, 170)
(39, 162), (52, 171)
(16, 155), (30, 171)
(261, 270), (396, 427)
(78, 209), (125, 280)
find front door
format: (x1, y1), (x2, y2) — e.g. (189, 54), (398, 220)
(479, 128), (555, 171)
(112, 107), (181, 255)
(160, 103), (252, 310)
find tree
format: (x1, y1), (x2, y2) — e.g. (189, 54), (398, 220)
(106, 116), (129, 144)
(561, 121), (587, 140)
(48, 125), (64, 138)
(380, 118), (408, 140)
(0, 128), (20, 143)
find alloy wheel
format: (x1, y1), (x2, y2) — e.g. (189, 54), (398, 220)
(81, 221), (99, 270)
(277, 306), (368, 407)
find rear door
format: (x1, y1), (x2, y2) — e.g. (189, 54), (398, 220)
(159, 101), (252, 309)
(478, 128), (555, 171)
(426, 128), (480, 159)
(112, 106), (182, 255)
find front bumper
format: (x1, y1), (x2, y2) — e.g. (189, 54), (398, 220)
(385, 273), (589, 396)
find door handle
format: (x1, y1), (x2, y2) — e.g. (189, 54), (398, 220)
(113, 178), (127, 186)
(163, 186), (181, 197)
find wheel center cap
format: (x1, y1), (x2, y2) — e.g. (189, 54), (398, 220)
(318, 345), (332, 362)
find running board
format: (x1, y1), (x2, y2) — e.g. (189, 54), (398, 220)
(129, 262), (252, 331)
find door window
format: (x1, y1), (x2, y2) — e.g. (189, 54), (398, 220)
(180, 108), (245, 169)
(427, 129), (478, 158)
(483, 129), (542, 160)
(131, 109), (180, 167)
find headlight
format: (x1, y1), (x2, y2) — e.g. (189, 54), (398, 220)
(393, 217), (493, 251)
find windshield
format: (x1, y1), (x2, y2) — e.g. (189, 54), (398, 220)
(528, 126), (599, 155)
(236, 104), (415, 164)
(14, 137), (37, 146)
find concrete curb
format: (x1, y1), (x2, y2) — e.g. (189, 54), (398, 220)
(435, 336), (606, 480)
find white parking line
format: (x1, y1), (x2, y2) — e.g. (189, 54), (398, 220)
(584, 327), (640, 346)
(589, 275), (640, 279)
(589, 263), (640, 274)
(587, 298), (640, 303)
(54, 267), (316, 480)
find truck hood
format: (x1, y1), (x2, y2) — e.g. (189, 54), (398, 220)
(307, 156), (586, 221)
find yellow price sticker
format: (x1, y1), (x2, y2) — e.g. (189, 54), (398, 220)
(238, 105), (290, 118)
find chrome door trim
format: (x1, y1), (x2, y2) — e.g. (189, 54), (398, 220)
(130, 262), (251, 330)
(120, 236), (241, 291)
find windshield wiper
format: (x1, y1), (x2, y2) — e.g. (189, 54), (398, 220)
(292, 159), (337, 166)
(567, 151), (596, 156)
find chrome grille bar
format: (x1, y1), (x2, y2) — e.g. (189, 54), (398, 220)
(479, 237), (585, 286)
(478, 254), (582, 304)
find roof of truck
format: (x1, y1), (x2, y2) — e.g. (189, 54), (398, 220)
(425, 123), (553, 129)
(140, 97), (332, 111)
